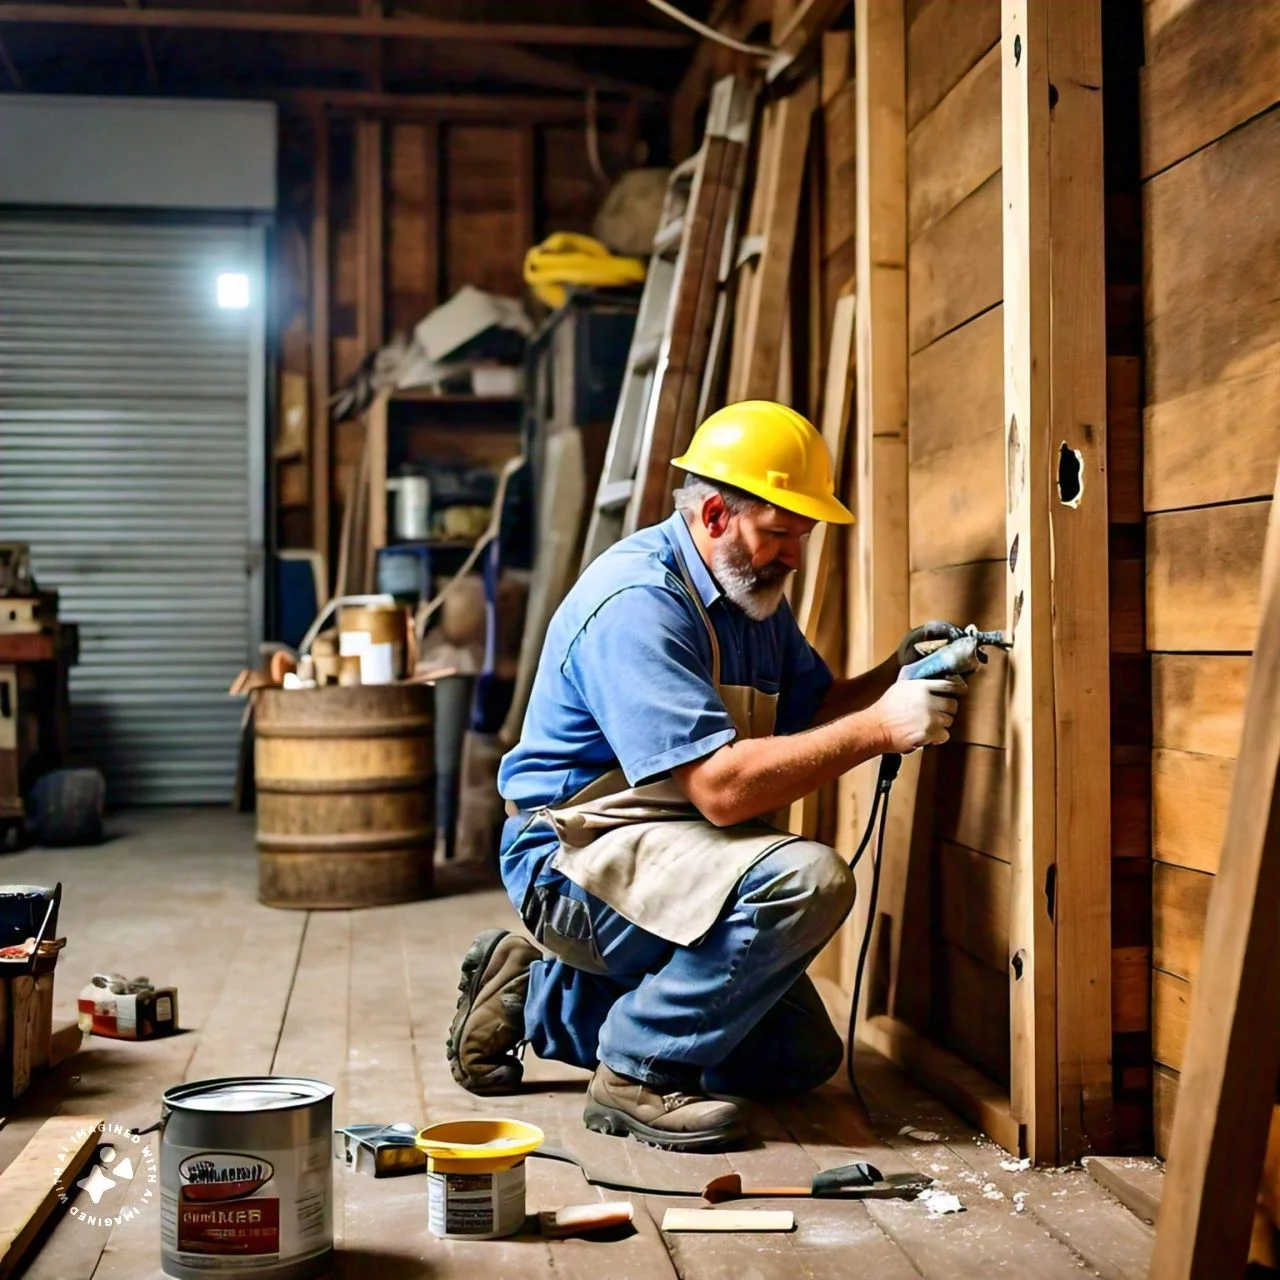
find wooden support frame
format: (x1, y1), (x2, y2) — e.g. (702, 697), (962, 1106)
(1148, 465), (1280, 1276)
(309, 111), (332, 587)
(1001, 0), (1112, 1163)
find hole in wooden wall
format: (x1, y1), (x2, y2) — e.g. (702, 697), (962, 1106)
(1058, 441), (1084, 507)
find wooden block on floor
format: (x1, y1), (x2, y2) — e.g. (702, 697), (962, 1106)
(0, 1115), (104, 1279)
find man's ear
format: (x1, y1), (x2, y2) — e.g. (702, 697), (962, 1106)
(701, 493), (732, 537)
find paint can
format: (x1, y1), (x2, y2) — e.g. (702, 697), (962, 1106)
(156, 1076), (334, 1280)
(416, 1118), (543, 1241)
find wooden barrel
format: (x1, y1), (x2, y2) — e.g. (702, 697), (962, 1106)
(254, 684), (435, 909)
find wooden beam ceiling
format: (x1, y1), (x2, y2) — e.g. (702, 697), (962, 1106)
(0, 4), (691, 48)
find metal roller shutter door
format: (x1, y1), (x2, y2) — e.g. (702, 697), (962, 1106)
(0, 217), (265, 805)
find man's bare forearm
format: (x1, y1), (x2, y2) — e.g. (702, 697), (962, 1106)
(673, 707), (889, 827)
(809, 654), (899, 726)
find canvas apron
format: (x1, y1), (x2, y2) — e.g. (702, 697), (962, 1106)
(519, 545), (798, 971)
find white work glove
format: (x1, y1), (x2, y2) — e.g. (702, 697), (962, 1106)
(872, 677), (965, 753)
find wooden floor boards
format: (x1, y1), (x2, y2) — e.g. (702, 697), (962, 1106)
(0, 809), (1152, 1278)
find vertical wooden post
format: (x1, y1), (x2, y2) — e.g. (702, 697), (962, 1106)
(1148, 468), (1280, 1278)
(1002, 0), (1112, 1164)
(310, 111), (331, 582)
(848, 0), (910, 1013)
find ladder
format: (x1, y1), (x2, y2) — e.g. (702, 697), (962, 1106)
(579, 75), (756, 572)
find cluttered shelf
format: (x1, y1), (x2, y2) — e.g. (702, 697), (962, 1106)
(260, 286), (639, 895)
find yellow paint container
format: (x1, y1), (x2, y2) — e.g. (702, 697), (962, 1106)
(416, 1118), (544, 1241)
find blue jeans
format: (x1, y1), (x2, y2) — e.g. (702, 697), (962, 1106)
(521, 839), (856, 1094)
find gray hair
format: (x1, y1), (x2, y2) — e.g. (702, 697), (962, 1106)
(673, 474), (768, 522)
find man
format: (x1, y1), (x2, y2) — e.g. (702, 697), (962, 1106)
(446, 400), (978, 1152)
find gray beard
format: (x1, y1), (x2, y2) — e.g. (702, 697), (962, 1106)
(710, 535), (790, 621)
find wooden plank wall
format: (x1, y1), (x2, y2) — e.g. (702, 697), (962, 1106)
(1141, 0), (1280, 1158)
(276, 116), (616, 557)
(902, 0), (1009, 1087)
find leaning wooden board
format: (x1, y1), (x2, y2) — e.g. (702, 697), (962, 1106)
(0, 1115), (104, 1279)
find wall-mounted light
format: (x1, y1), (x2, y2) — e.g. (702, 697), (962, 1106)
(216, 272), (250, 309)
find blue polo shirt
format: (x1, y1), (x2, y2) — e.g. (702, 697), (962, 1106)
(496, 512), (833, 917)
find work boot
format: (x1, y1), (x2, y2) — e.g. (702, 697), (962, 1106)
(447, 928), (541, 1095)
(583, 1064), (747, 1152)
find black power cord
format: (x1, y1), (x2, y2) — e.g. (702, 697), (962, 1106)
(844, 752), (902, 1109)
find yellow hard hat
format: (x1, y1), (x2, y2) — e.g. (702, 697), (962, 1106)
(671, 400), (854, 525)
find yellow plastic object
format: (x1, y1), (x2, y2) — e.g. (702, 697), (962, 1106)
(672, 400), (855, 525)
(415, 1118), (544, 1174)
(522, 232), (646, 309)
